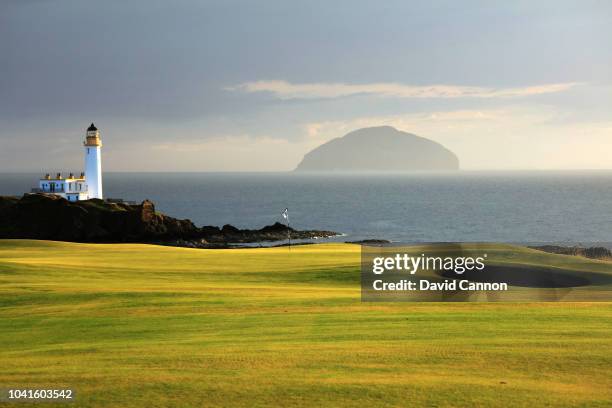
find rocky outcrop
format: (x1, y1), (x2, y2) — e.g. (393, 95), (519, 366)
(198, 222), (336, 244)
(530, 245), (612, 260)
(0, 194), (198, 242)
(347, 239), (391, 245)
(0, 194), (337, 245)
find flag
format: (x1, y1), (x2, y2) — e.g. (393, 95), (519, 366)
(281, 208), (291, 248)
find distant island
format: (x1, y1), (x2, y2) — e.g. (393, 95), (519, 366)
(295, 126), (459, 172)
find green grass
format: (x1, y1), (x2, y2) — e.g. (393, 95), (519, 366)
(0, 240), (610, 407)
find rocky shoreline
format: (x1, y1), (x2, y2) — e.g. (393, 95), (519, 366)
(3, 195), (610, 254)
(529, 245), (611, 260)
(0, 194), (338, 246)
(156, 222), (339, 248)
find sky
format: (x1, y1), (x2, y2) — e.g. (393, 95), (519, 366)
(1, 0), (611, 171)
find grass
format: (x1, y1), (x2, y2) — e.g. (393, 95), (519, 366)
(0, 240), (610, 407)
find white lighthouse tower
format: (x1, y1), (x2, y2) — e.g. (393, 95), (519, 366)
(84, 123), (103, 199)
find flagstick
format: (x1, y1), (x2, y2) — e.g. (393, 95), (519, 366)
(281, 208), (291, 251)
(287, 214), (291, 250)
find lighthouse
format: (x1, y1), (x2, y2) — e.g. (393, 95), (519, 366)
(84, 123), (103, 199)
(33, 123), (105, 201)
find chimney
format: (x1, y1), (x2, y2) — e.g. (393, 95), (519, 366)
(56, 172), (62, 179)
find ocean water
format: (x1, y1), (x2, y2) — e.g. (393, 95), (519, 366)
(1, 171), (611, 244)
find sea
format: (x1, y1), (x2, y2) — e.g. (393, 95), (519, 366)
(1, 171), (611, 245)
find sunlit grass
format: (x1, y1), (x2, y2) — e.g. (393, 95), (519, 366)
(0, 240), (610, 407)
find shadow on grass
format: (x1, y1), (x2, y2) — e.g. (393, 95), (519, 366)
(438, 264), (612, 288)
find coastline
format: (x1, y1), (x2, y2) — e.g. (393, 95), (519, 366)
(0, 193), (338, 246)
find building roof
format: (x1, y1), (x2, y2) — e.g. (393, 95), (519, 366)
(39, 177), (85, 181)
(87, 123), (98, 131)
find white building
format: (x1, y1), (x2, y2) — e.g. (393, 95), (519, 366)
(34, 123), (104, 202)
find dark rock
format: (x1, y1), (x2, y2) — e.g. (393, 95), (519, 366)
(0, 194), (198, 242)
(202, 221), (336, 244)
(221, 224), (241, 233)
(347, 239), (392, 245)
(200, 226), (222, 235)
(0, 194), (339, 246)
(260, 222), (293, 232)
(529, 245), (612, 260)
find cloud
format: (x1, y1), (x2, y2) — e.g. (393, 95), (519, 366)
(145, 135), (299, 171)
(151, 134), (290, 153)
(301, 109), (510, 143)
(227, 80), (580, 100)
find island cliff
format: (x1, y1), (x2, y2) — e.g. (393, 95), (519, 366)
(295, 126), (459, 172)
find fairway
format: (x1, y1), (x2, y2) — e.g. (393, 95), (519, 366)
(0, 240), (611, 407)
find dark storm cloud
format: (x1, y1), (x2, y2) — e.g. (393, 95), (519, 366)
(2, 0), (610, 122)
